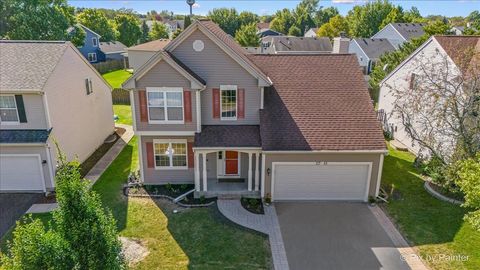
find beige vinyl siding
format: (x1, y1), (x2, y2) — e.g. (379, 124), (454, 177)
(42, 46), (114, 163)
(133, 60), (197, 132)
(171, 30), (261, 125)
(264, 153), (382, 199)
(141, 136), (195, 184)
(0, 145), (53, 191)
(0, 94), (48, 130)
(128, 50), (157, 71)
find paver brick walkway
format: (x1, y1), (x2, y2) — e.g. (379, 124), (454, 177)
(217, 199), (289, 270)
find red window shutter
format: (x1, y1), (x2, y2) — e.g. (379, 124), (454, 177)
(187, 142), (194, 168)
(238, 88), (245, 119)
(146, 142), (154, 168)
(212, 88), (220, 118)
(138, 90), (148, 122)
(184, 90), (192, 122)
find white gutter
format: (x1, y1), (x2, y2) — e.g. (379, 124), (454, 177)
(262, 150), (389, 154)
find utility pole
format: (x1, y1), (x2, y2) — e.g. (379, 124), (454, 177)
(186, 0), (195, 16)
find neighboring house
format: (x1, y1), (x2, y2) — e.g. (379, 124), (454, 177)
(256, 22), (270, 31)
(450, 26), (465, 35)
(349, 38), (396, 74)
(304, 28), (318, 37)
(0, 41), (114, 193)
(261, 36), (332, 54)
(378, 35), (479, 155)
(99, 41), (127, 61)
(372, 23), (426, 48)
(257, 28), (283, 38)
(145, 19), (184, 37)
(123, 19), (386, 202)
(75, 24), (103, 63)
(127, 39), (170, 71)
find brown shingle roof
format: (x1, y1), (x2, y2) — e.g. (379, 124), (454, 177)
(194, 125), (261, 148)
(434, 35), (480, 72)
(128, 39), (170, 51)
(249, 54), (386, 151)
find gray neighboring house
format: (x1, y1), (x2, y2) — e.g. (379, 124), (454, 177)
(372, 23), (426, 48)
(123, 19), (386, 202)
(450, 26), (465, 35)
(304, 28), (318, 37)
(261, 36), (332, 54)
(349, 38), (396, 74)
(0, 41), (114, 193)
(99, 41), (127, 61)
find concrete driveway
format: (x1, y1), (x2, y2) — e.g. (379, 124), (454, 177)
(276, 202), (411, 270)
(0, 193), (43, 237)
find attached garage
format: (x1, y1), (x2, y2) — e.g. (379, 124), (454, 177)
(0, 155), (45, 192)
(272, 162), (372, 201)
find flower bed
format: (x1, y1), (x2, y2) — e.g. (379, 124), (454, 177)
(124, 184), (216, 207)
(241, 197), (264, 215)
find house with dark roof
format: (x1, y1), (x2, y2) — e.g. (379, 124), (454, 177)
(349, 38), (396, 74)
(378, 35), (480, 156)
(99, 41), (127, 61)
(372, 23), (426, 48)
(261, 36), (332, 54)
(122, 19), (386, 202)
(0, 41), (114, 192)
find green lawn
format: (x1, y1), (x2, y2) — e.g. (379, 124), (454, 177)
(382, 145), (480, 270)
(102, 69), (132, 89)
(113, 104), (132, 126)
(1, 137), (272, 269)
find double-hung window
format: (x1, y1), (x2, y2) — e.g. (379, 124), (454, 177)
(0, 95), (19, 124)
(92, 37), (98, 47)
(147, 88), (184, 123)
(154, 140), (187, 169)
(88, 53), (97, 62)
(220, 85), (237, 120)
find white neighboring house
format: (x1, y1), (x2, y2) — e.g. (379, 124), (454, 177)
(0, 41), (114, 193)
(304, 28), (318, 37)
(372, 23), (426, 49)
(127, 39), (170, 71)
(378, 35), (479, 156)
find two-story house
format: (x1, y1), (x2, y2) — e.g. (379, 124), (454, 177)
(348, 38), (396, 74)
(372, 23), (426, 49)
(123, 20), (386, 202)
(0, 41), (114, 192)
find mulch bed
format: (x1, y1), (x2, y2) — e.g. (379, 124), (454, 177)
(179, 193), (217, 205)
(142, 184), (194, 198)
(79, 127), (125, 177)
(428, 181), (464, 202)
(36, 193), (57, 204)
(241, 197), (264, 215)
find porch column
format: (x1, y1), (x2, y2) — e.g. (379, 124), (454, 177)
(248, 152), (253, 191)
(194, 152), (200, 191)
(254, 153), (260, 191)
(202, 153), (207, 191)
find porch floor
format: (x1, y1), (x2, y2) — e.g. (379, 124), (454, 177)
(195, 179), (260, 198)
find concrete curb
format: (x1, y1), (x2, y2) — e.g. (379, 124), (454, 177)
(423, 181), (463, 205)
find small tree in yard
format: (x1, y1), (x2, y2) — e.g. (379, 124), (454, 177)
(235, 23), (260, 47)
(1, 150), (124, 269)
(454, 154), (480, 231)
(384, 45), (480, 191)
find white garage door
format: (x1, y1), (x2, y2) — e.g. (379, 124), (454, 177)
(273, 162), (371, 201)
(0, 155), (45, 192)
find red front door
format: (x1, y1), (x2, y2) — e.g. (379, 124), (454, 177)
(225, 151), (239, 175)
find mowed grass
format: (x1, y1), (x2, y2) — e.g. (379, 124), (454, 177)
(113, 104), (132, 126)
(1, 137), (272, 269)
(102, 69), (132, 89)
(382, 145), (480, 270)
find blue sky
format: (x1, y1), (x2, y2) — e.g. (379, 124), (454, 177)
(68, 1), (479, 17)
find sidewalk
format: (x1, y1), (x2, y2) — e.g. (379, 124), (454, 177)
(27, 124), (134, 214)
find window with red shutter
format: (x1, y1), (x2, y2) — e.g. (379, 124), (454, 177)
(238, 88), (245, 119)
(184, 90), (192, 122)
(212, 88), (220, 118)
(187, 142), (194, 168)
(138, 90), (148, 122)
(146, 142), (154, 168)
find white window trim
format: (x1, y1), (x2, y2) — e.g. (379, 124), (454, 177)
(220, 85), (238, 121)
(153, 139), (188, 170)
(0, 94), (20, 125)
(146, 87), (185, 124)
(88, 52), (97, 62)
(92, 37), (98, 47)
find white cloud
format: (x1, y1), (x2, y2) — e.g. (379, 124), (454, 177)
(192, 3), (200, 8)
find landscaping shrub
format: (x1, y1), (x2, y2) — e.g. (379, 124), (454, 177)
(454, 154), (480, 231)
(423, 156), (462, 195)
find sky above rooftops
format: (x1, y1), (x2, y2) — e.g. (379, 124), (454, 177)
(68, 0), (479, 17)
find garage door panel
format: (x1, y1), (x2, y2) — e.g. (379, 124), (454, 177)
(273, 163), (369, 201)
(0, 155), (44, 191)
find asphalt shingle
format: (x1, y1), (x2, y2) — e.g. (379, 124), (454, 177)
(0, 129), (51, 144)
(194, 125), (261, 148)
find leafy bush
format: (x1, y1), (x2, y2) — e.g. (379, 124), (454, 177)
(423, 156), (462, 195)
(454, 154), (480, 231)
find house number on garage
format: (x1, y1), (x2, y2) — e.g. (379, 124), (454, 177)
(316, 161), (328, 165)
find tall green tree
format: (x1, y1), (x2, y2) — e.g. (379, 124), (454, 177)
(380, 6), (405, 29)
(184, 15), (192, 29)
(77, 9), (115, 41)
(140, 20), (150, 43)
(315, 7), (339, 26)
(467, 10), (480, 30)
(149, 21), (169, 40)
(235, 23), (260, 46)
(172, 28), (183, 39)
(114, 14), (141, 47)
(454, 154), (480, 231)
(404, 7), (424, 23)
(346, 0), (396, 37)
(67, 24), (86, 47)
(317, 15), (349, 39)
(2, 0), (74, 41)
(293, 3), (316, 35)
(238, 11), (259, 27)
(270, 8), (295, 34)
(208, 8), (239, 36)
